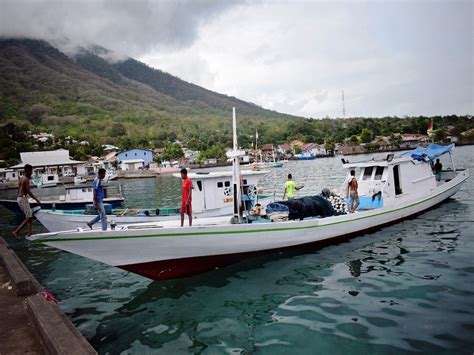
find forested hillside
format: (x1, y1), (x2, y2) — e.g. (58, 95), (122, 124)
(0, 38), (472, 164)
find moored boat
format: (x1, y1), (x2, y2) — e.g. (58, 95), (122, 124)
(0, 184), (124, 213)
(32, 173), (59, 188)
(74, 175), (87, 185)
(28, 110), (469, 281)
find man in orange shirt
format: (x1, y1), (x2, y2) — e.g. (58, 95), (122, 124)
(180, 168), (193, 226)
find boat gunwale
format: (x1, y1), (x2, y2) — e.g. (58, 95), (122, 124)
(30, 170), (469, 244)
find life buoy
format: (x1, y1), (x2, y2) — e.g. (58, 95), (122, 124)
(246, 184), (257, 200)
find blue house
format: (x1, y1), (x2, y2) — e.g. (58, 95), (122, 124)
(117, 149), (153, 168)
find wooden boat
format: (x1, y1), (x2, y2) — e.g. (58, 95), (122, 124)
(28, 111), (468, 281)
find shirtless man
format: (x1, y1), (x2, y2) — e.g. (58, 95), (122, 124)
(346, 170), (359, 213)
(12, 164), (41, 238)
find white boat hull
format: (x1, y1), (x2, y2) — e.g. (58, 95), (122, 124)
(29, 170), (468, 280)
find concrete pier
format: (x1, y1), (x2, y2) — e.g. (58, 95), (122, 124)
(0, 237), (96, 354)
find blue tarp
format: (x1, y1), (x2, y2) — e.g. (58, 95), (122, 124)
(401, 143), (454, 162)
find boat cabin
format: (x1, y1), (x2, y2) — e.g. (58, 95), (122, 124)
(60, 184), (123, 202)
(174, 170), (268, 213)
(341, 145), (456, 210)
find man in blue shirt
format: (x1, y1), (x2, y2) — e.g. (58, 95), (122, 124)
(87, 168), (107, 230)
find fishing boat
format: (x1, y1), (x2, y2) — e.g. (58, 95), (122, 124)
(28, 110), (468, 281)
(105, 168), (118, 181)
(32, 173), (59, 188)
(35, 169), (269, 232)
(73, 175), (87, 185)
(0, 184), (124, 213)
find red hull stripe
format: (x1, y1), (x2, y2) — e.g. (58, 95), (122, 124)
(117, 252), (262, 280)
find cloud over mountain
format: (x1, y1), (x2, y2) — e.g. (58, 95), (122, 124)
(0, 0), (239, 57)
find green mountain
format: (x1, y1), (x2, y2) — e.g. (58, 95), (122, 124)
(0, 38), (471, 164)
(0, 39), (296, 145)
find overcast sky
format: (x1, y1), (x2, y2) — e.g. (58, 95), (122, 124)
(1, 0), (473, 118)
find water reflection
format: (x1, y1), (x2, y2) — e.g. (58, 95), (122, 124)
(0, 147), (473, 353)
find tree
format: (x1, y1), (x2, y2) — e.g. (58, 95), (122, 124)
(432, 129), (447, 143)
(324, 139), (335, 154)
(360, 128), (374, 143)
(109, 122), (126, 137)
(28, 103), (51, 124)
(162, 143), (184, 161)
(199, 144), (226, 161)
(389, 133), (402, 147)
(349, 135), (359, 145)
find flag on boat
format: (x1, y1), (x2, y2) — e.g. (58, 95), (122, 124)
(427, 118), (434, 136)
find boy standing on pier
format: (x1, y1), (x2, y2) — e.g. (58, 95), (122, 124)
(87, 168), (107, 231)
(13, 164), (41, 238)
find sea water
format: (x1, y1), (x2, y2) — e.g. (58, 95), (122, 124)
(1, 146), (473, 354)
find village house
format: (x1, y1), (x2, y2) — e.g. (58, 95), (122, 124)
(277, 144), (291, 155)
(116, 148), (153, 171)
(399, 134), (430, 149)
(32, 132), (54, 143)
(335, 145), (367, 155)
(0, 168), (18, 182)
(301, 143), (327, 157)
(9, 149), (85, 176)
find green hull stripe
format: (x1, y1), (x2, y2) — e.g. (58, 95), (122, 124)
(34, 177), (466, 244)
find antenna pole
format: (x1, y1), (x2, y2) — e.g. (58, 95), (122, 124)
(342, 90), (346, 119)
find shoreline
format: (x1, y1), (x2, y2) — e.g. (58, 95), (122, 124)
(0, 236), (96, 354)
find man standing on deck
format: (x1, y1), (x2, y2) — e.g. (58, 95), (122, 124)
(180, 168), (193, 226)
(12, 164), (41, 238)
(434, 159), (443, 181)
(283, 174), (304, 200)
(87, 168), (107, 231)
(346, 170), (360, 213)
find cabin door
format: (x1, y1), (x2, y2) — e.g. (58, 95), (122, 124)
(393, 165), (402, 195)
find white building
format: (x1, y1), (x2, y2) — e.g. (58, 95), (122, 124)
(9, 149), (85, 176)
(120, 159), (144, 171)
(0, 168), (18, 182)
(32, 132), (54, 143)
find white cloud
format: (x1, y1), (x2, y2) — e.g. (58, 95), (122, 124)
(1, 0), (472, 117)
(139, 0), (473, 117)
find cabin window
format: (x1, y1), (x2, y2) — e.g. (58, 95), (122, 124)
(82, 188), (87, 192)
(217, 182), (223, 188)
(47, 175), (54, 181)
(144, 152), (146, 155)
(363, 167), (373, 180)
(125, 153), (128, 157)
(374, 166), (384, 180)
(197, 181), (202, 191)
(135, 153), (137, 156)
(225, 181), (230, 187)
(243, 179), (248, 185)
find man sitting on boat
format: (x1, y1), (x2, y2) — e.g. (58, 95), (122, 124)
(346, 170), (360, 213)
(87, 168), (107, 231)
